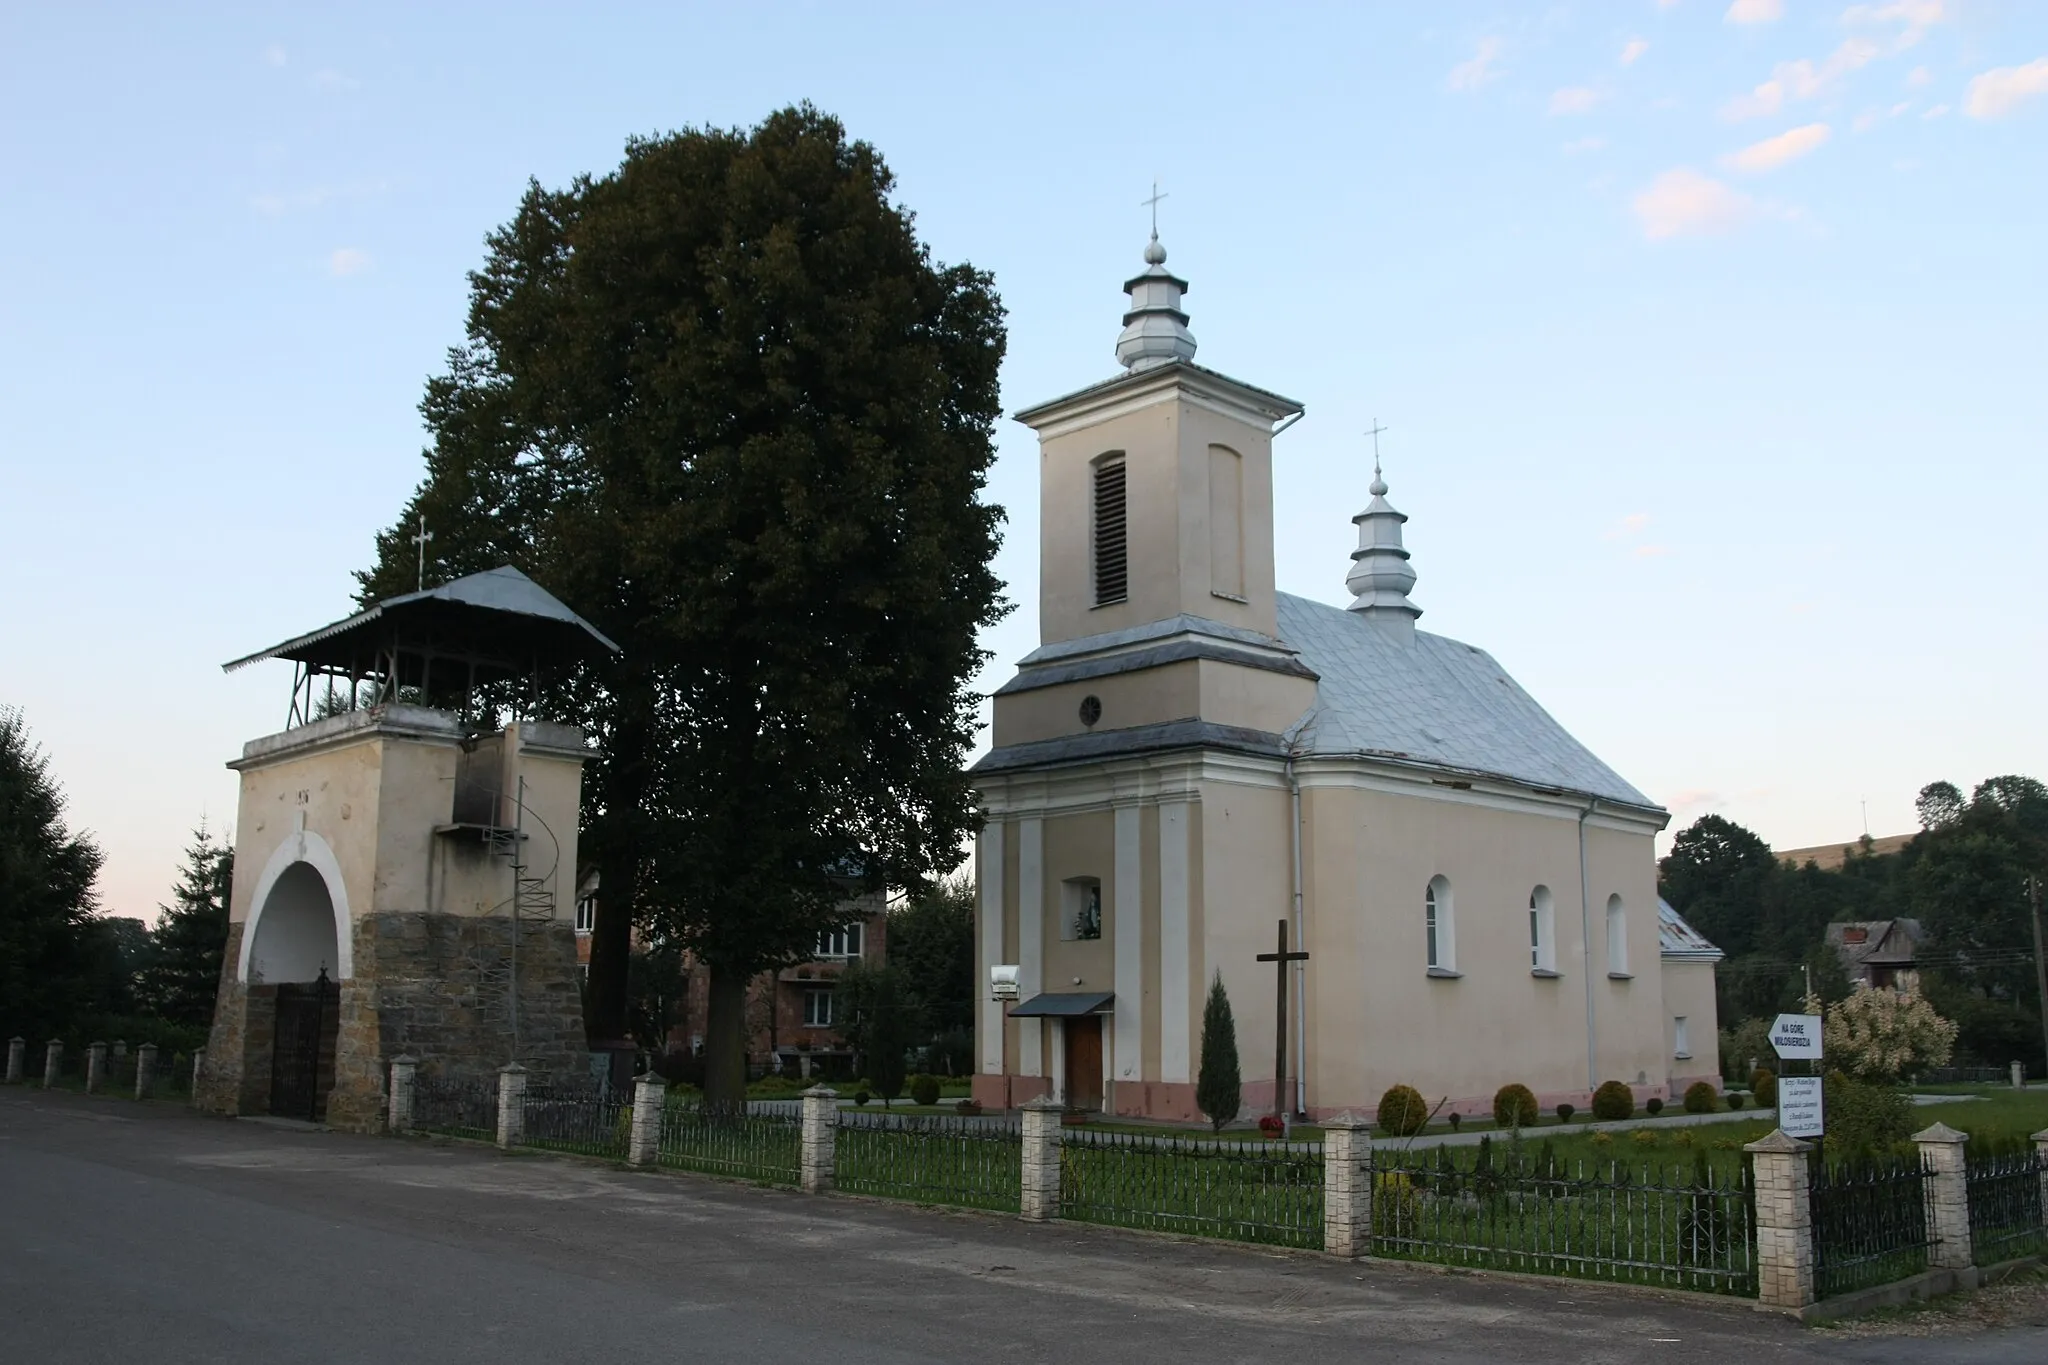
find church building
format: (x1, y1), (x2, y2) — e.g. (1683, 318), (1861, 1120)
(970, 232), (1721, 1122)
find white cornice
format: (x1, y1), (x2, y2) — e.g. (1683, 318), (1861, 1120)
(1015, 361), (1302, 440)
(1292, 756), (1667, 832)
(976, 748), (1288, 819)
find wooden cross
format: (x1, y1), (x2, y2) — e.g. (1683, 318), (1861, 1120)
(1142, 180), (1168, 238)
(411, 515), (433, 592)
(1255, 919), (1309, 1126)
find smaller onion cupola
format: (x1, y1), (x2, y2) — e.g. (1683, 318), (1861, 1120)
(1114, 231), (1198, 372)
(1345, 456), (1422, 641)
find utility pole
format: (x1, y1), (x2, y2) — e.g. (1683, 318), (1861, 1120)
(2030, 875), (2047, 1086)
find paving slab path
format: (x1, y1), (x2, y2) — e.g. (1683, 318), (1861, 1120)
(0, 1087), (2036, 1364)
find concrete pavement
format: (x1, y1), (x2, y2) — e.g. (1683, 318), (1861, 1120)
(0, 1087), (2036, 1364)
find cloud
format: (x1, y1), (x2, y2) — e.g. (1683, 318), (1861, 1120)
(1906, 65), (1930, 88)
(1722, 122), (1831, 172)
(1725, 0), (1783, 23)
(1841, 1), (1947, 50)
(263, 43), (287, 67)
(1447, 37), (1504, 92)
(1721, 39), (1880, 119)
(1964, 58), (2048, 119)
(1562, 136), (1608, 155)
(312, 69), (359, 93)
(1922, 102), (1949, 119)
(1633, 169), (1757, 239)
(1632, 543), (1673, 558)
(250, 179), (390, 218)
(1604, 512), (1652, 540)
(327, 247), (372, 277)
(1549, 86), (1601, 115)
(1665, 789), (1727, 813)
(1621, 38), (1650, 66)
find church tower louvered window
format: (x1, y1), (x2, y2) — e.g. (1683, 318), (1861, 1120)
(1093, 457), (1128, 606)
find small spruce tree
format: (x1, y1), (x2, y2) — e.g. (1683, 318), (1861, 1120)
(1196, 971), (1242, 1133)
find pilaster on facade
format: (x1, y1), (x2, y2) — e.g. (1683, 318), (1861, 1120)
(1017, 817), (1045, 1078)
(1112, 804), (1144, 1091)
(976, 823), (1007, 1077)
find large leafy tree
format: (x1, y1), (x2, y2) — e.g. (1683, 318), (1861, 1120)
(1658, 815), (1779, 959)
(357, 106), (1007, 1105)
(888, 875), (975, 1045)
(136, 824), (233, 1028)
(0, 707), (109, 1038)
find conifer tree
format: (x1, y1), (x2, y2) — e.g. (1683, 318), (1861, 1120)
(1196, 971), (1242, 1133)
(0, 706), (108, 1038)
(137, 824), (233, 1027)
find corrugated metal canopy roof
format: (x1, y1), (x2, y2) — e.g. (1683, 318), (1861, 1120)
(1006, 991), (1115, 1017)
(222, 565), (620, 675)
(1659, 898), (1724, 962)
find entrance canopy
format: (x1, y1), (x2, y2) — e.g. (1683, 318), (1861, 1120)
(1007, 991), (1114, 1017)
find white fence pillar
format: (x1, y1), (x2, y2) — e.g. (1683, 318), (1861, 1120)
(496, 1064), (527, 1150)
(2013, 1060), (2027, 1090)
(1020, 1094), (1063, 1222)
(387, 1055), (417, 1134)
(1746, 1130), (1816, 1311)
(1913, 1122), (1972, 1271)
(2034, 1128), (2048, 1234)
(135, 1043), (158, 1100)
(801, 1086), (840, 1193)
(43, 1039), (62, 1089)
(190, 1047), (205, 1104)
(85, 1041), (107, 1094)
(629, 1073), (666, 1167)
(1323, 1111), (1375, 1258)
(5, 1037), (23, 1084)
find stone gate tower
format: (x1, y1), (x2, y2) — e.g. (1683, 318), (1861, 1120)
(196, 566), (618, 1130)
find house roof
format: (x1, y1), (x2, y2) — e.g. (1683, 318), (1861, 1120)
(1274, 593), (1657, 809)
(1826, 918), (1923, 968)
(1658, 898), (1725, 962)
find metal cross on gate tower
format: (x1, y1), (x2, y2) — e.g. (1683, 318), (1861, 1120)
(1256, 919), (1309, 1130)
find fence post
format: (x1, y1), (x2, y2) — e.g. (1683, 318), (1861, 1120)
(86, 1041), (107, 1094)
(800, 1086), (839, 1193)
(190, 1047), (205, 1104)
(1020, 1094), (1064, 1222)
(1913, 1122), (1972, 1271)
(2014, 1061), (2027, 1090)
(135, 1043), (158, 1100)
(496, 1064), (527, 1150)
(43, 1040), (63, 1089)
(2034, 1128), (2048, 1232)
(1745, 1129), (1816, 1311)
(629, 1072), (666, 1167)
(1322, 1111), (1375, 1258)
(6, 1037), (22, 1084)
(387, 1055), (417, 1134)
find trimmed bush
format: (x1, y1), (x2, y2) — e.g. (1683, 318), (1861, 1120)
(1492, 1082), (1540, 1129)
(1591, 1080), (1635, 1122)
(1645, 1096), (1665, 1117)
(1556, 1102), (1575, 1124)
(1727, 1092), (1745, 1110)
(1377, 1083), (1428, 1136)
(854, 1089), (871, 1106)
(1750, 1067), (1777, 1109)
(1824, 1071), (1914, 1155)
(909, 1074), (941, 1107)
(1447, 1111), (1462, 1131)
(1682, 1080), (1718, 1113)
(1196, 972), (1243, 1134)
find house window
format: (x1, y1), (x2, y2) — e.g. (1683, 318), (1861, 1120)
(1093, 456), (1128, 607)
(1674, 1015), (1691, 1059)
(803, 989), (835, 1028)
(1529, 885), (1556, 973)
(816, 923), (863, 959)
(1425, 875), (1455, 973)
(574, 895), (596, 933)
(1062, 878), (1102, 942)
(1606, 894), (1629, 977)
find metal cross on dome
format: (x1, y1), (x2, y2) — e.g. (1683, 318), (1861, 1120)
(1142, 180), (1168, 238)
(1365, 419), (1389, 479)
(411, 516), (433, 592)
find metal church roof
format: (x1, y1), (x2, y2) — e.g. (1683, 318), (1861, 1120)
(1658, 898), (1725, 962)
(222, 565), (620, 675)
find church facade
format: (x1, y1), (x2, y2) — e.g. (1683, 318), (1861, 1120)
(970, 234), (1720, 1122)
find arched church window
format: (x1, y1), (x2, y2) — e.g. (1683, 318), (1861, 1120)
(1093, 455), (1128, 607)
(1529, 885), (1556, 974)
(1425, 875), (1455, 973)
(1606, 894), (1630, 977)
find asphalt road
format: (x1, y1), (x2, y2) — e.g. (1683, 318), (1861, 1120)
(1, 1088), (2039, 1364)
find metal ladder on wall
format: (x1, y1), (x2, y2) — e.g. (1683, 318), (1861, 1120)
(472, 775), (558, 1057)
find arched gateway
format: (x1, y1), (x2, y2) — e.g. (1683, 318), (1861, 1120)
(195, 566), (619, 1129)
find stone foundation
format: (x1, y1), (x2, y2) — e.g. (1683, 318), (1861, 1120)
(199, 914), (588, 1131)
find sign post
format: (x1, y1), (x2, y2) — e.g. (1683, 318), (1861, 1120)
(1770, 1012), (1825, 1139)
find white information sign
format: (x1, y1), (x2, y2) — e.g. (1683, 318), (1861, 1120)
(1769, 1012), (1824, 1060)
(1777, 1076), (1824, 1138)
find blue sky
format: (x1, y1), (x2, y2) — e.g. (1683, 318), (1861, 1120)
(3, 2), (2044, 920)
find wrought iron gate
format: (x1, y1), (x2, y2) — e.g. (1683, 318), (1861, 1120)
(269, 971), (340, 1120)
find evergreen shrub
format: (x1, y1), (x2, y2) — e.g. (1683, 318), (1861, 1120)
(1492, 1082), (1539, 1129)
(1726, 1092), (1744, 1110)
(1645, 1096), (1665, 1117)
(1591, 1080), (1635, 1122)
(1377, 1084), (1428, 1136)
(1682, 1080), (1718, 1113)
(1556, 1102), (1575, 1123)
(909, 1074), (941, 1107)
(1750, 1068), (1777, 1108)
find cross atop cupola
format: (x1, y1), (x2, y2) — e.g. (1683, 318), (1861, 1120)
(1114, 191), (1197, 372)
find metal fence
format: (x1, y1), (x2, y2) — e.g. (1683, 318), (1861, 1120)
(836, 1111), (1022, 1213)
(1966, 1146), (2047, 1264)
(522, 1082), (628, 1159)
(656, 1101), (802, 1185)
(1810, 1153), (1932, 1299)
(1372, 1143), (1756, 1295)
(413, 1074), (498, 1140)
(1058, 1129), (1324, 1249)
(1916, 1066), (2011, 1085)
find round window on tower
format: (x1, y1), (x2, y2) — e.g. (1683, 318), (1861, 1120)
(1078, 695), (1102, 727)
